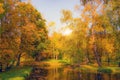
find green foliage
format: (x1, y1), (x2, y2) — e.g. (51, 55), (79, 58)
(0, 66), (32, 80)
(58, 60), (70, 65)
(36, 19), (46, 28)
(98, 67), (112, 73)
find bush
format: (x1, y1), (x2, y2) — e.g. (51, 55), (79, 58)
(58, 60), (70, 65)
(97, 67), (112, 73)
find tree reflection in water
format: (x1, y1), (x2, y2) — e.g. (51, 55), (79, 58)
(27, 67), (120, 80)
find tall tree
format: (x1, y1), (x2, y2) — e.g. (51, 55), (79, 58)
(0, 0), (48, 68)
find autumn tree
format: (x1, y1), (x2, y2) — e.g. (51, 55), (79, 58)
(59, 0), (116, 67)
(0, 0), (21, 69)
(60, 10), (87, 64)
(15, 2), (48, 65)
(105, 0), (120, 66)
(0, 0), (48, 68)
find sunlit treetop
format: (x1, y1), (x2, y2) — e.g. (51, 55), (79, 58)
(0, 3), (4, 14)
(80, 0), (110, 5)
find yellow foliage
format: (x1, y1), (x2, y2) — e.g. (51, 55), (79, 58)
(0, 3), (4, 14)
(48, 22), (56, 27)
(102, 39), (114, 53)
(94, 26), (104, 32)
(61, 10), (73, 23)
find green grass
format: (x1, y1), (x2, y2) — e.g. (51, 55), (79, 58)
(43, 59), (71, 66)
(77, 65), (120, 74)
(0, 66), (32, 80)
(106, 66), (120, 73)
(43, 59), (120, 73)
(79, 65), (98, 73)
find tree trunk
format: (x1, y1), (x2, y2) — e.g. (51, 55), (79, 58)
(35, 53), (38, 61)
(107, 54), (110, 66)
(86, 51), (91, 64)
(117, 47), (120, 67)
(91, 27), (102, 67)
(86, 37), (91, 64)
(16, 53), (22, 66)
(93, 44), (102, 67)
(55, 54), (57, 60)
(118, 62), (120, 67)
(105, 52), (110, 66)
(0, 63), (2, 72)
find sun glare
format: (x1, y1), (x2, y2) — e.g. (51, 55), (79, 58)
(62, 28), (72, 36)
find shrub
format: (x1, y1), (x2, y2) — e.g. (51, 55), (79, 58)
(97, 67), (112, 73)
(58, 60), (70, 65)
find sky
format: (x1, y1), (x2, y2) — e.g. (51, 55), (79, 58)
(31, 0), (80, 32)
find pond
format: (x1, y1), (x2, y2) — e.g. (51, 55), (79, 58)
(27, 66), (120, 80)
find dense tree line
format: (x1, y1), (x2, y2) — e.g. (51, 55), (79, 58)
(0, 0), (119, 72)
(0, 0), (48, 71)
(48, 0), (120, 67)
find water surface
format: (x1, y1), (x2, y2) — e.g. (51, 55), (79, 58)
(27, 66), (120, 80)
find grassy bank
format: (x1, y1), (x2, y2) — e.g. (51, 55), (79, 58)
(34, 59), (70, 68)
(77, 65), (120, 74)
(45, 59), (70, 65)
(0, 66), (32, 80)
(41, 59), (120, 74)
